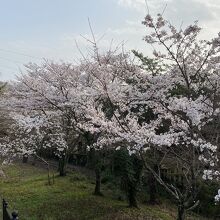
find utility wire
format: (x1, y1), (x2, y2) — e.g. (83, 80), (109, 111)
(0, 65), (19, 71)
(0, 48), (42, 60)
(0, 56), (24, 64)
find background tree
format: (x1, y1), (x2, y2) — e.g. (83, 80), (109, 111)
(4, 61), (90, 176)
(113, 147), (143, 208)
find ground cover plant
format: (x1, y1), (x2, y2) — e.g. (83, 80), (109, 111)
(0, 162), (214, 220)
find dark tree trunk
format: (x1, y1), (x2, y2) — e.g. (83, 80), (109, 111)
(94, 168), (102, 196)
(177, 204), (185, 220)
(22, 154), (28, 163)
(148, 172), (157, 204)
(59, 155), (68, 176)
(127, 186), (138, 208)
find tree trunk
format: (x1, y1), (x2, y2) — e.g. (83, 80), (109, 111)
(148, 172), (157, 204)
(128, 186), (138, 208)
(177, 204), (185, 220)
(22, 154), (28, 163)
(58, 155), (68, 176)
(94, 168), (102, 196)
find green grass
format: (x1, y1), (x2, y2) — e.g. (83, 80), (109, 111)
(0, 163), (211, 220)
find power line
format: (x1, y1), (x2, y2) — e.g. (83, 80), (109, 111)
(0, 64), (19, 71)
(0, 48), (42, 60)
(0, 56), (24, 65)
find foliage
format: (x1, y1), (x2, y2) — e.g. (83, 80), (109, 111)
(113, 148), (143, 207)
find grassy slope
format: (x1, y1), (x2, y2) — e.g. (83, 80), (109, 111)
(0, 163), (210, 220)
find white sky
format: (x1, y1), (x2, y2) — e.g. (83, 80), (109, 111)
(0, 0), (219, 81)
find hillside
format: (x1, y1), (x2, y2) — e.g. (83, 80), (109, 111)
(0, 162), (211, 220)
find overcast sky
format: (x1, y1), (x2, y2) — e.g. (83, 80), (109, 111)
(0, 0), (219, 81)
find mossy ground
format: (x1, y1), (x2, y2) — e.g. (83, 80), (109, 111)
(0, 163), (211, 220)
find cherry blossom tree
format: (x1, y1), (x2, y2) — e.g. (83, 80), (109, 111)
(141, 14), (220, 218)
(79, 14), (220, 219)
(5, 61), (91, 176)
(0, 83), (16, 162)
